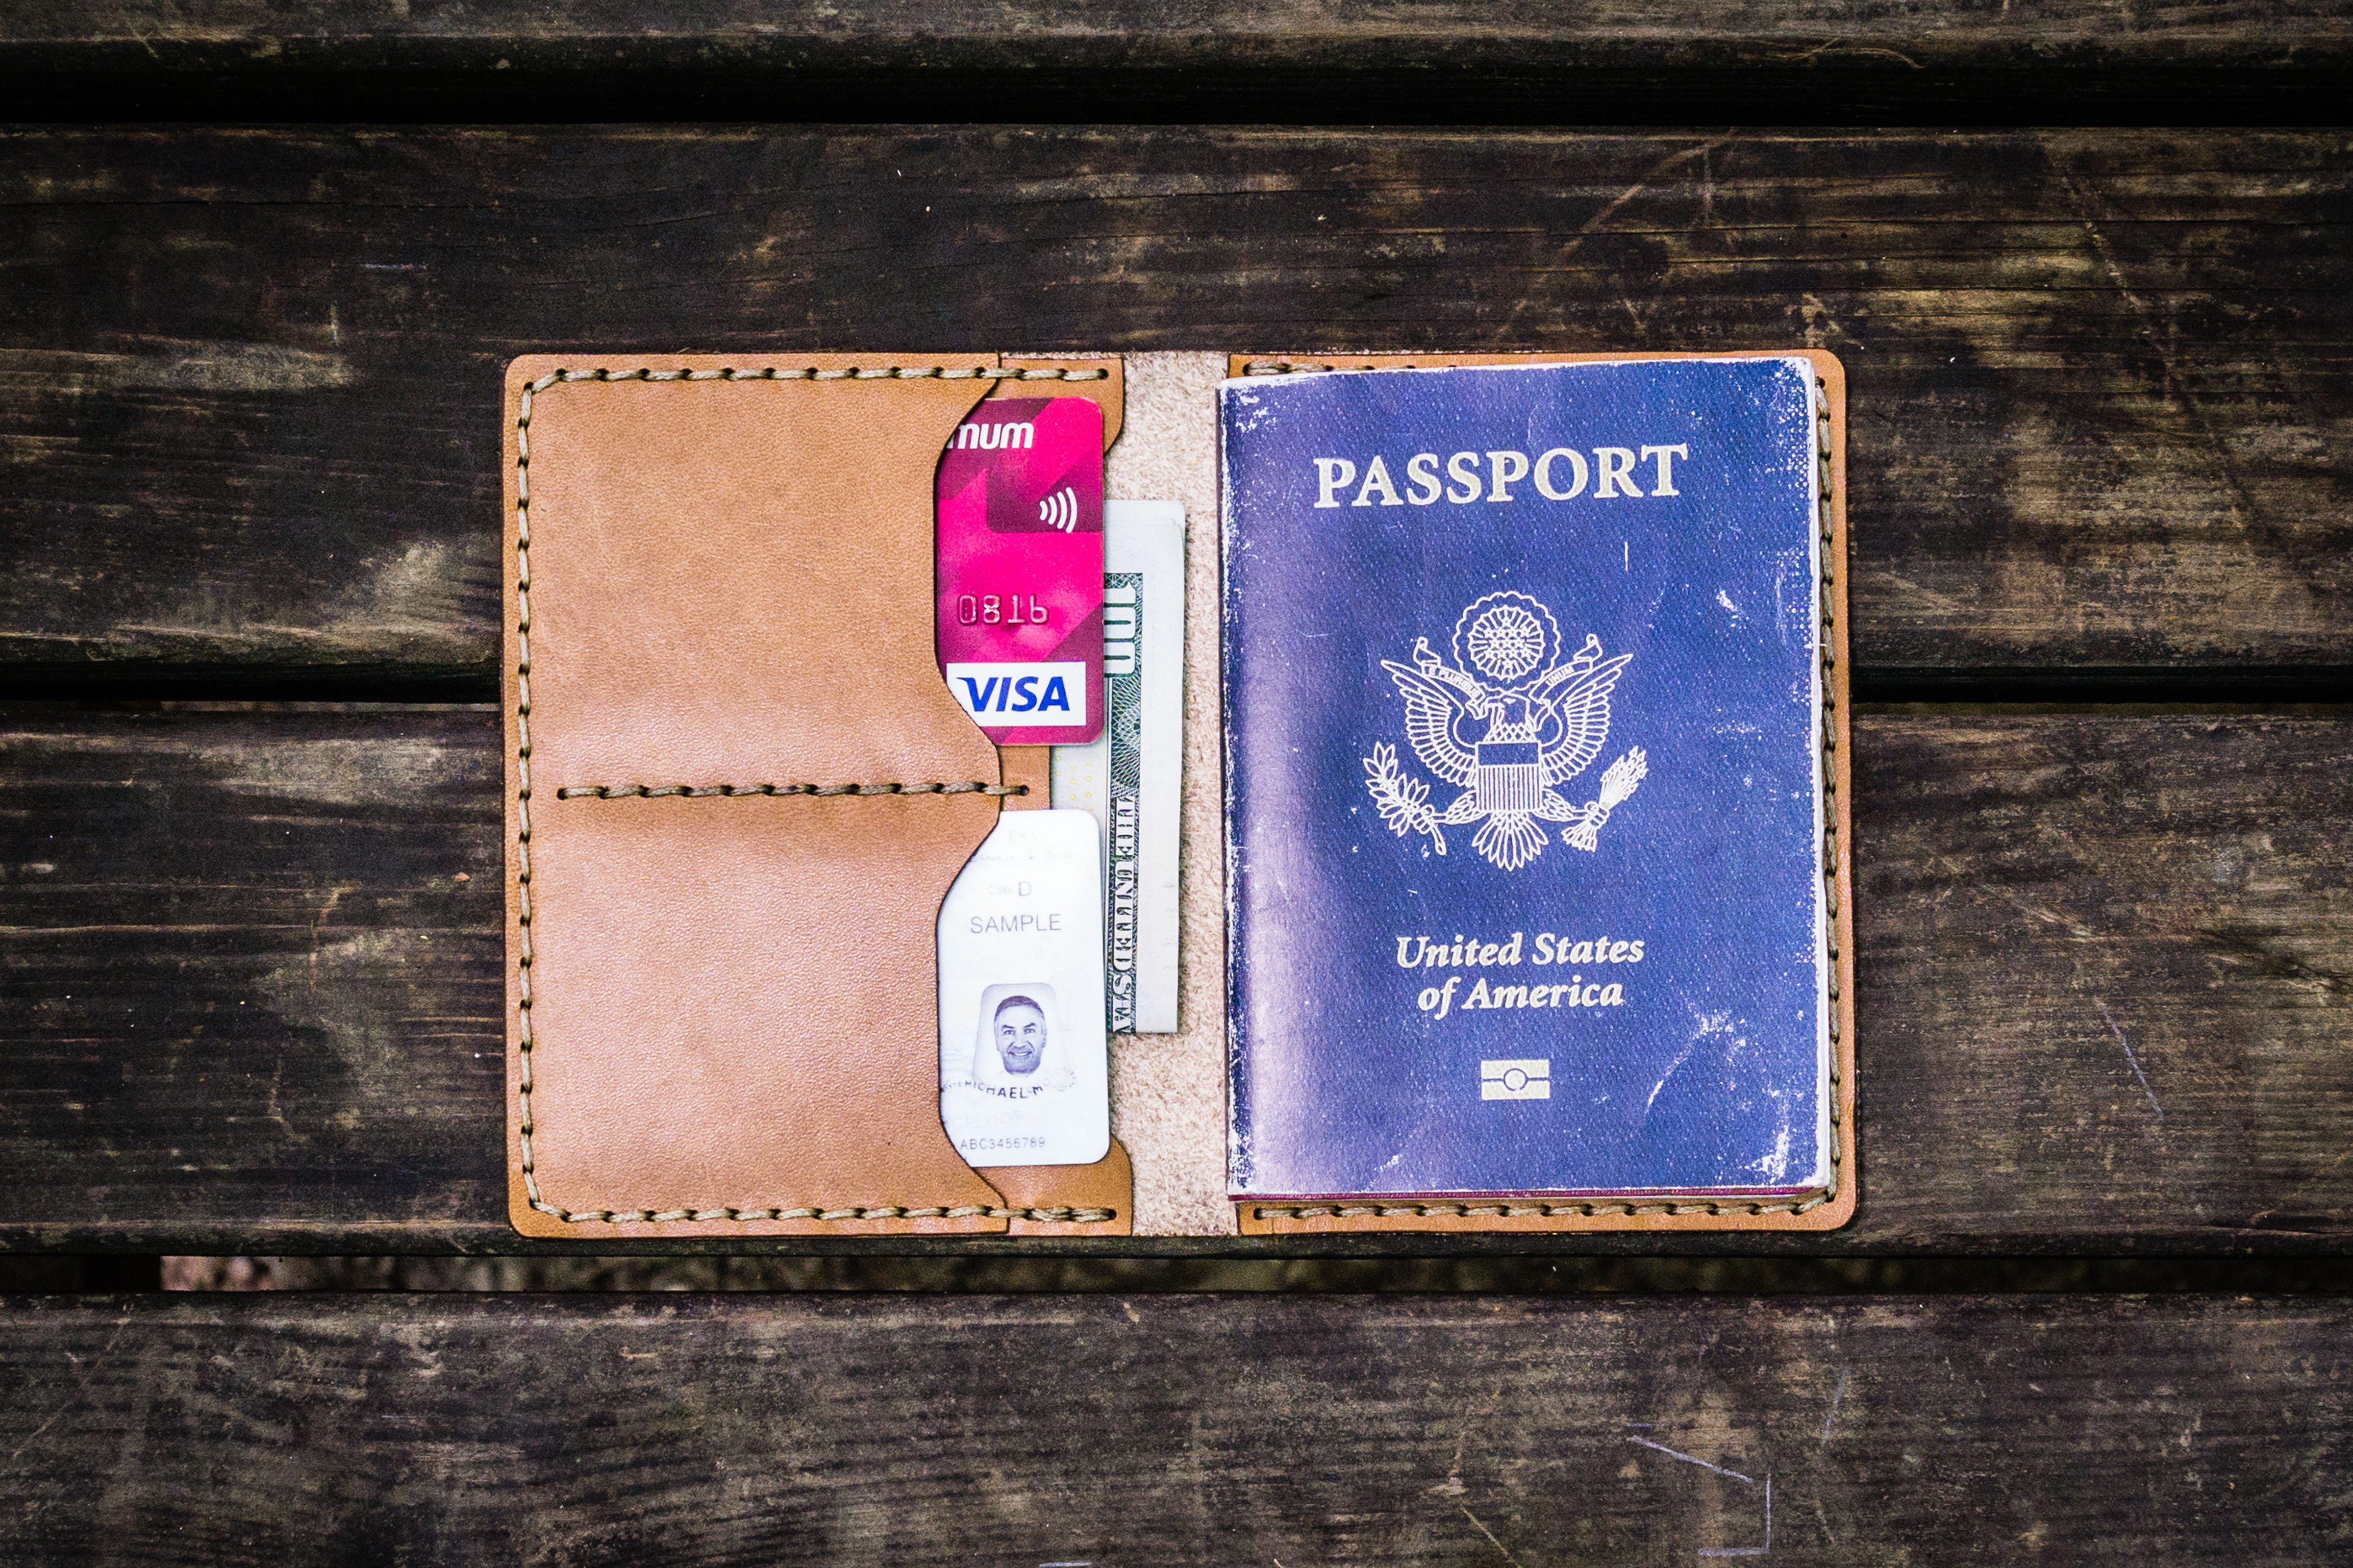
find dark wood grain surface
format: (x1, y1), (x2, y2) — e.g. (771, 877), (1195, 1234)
(5, 705), (2345, 1255)
(3, 2), (2351, 122)
(0, 19), (2343, 1560)
(5, 1292), (2349, 1562)
(1, 127), (2349, 696)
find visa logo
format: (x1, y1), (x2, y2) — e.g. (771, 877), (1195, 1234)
(1480, 1059), (1551, 1100)
(946, 662), (1089, 725)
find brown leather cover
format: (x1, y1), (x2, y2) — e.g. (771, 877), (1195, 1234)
(1226, 351), (1857, 1236)
(503, 352), (1131, 1238)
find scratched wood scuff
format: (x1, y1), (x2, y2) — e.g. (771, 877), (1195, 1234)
(0, 128), (2349, 688)
(2, 1294), (2349, 1563)
(2, 705), (2346, 1254)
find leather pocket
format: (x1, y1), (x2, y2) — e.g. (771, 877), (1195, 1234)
(501, 353), (1129, 1237)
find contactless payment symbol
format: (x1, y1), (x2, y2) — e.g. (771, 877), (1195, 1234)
(1037, 486), (1081, 533)
(1362, 591), (1649, 871)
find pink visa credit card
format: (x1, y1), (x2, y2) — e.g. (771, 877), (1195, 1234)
(936, 395), (1105, 745)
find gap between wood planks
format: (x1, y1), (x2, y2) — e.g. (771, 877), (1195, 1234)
(109, 1254), (2353, 1294)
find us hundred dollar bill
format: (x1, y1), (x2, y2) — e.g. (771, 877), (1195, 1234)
(1052, 500), (1186, 1034)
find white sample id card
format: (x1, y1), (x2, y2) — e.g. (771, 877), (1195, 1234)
(937, 808), (1110, 1168)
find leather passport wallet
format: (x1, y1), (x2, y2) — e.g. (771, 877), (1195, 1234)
(501, 349), (1852, 1240)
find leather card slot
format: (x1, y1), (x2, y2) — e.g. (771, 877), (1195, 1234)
(520, 791), (1008, 1231)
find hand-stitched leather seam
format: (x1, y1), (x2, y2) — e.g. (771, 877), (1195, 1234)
(1252, 1201), (1803, 1220)
(534, 364), (1108, 388)
(554, 782), (1028, 799)
(513, 363), (1114, 1229)
(1247, 365), (1849, 1226)
(539, 1204), (1116, 1224)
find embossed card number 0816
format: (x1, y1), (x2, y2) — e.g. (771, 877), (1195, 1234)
(956, 592), (1051, 626)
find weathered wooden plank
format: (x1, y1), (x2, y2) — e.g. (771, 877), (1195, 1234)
(2, 2), (2350, 123)
(2, 127), (2350, 691)
(3, 1293), (2349, 1562)
(3, 705), (2346, 1253)
(0, 706), (497, 1249)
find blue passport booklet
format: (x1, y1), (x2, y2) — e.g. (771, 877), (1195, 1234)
(1222, 356), (1846, 1215)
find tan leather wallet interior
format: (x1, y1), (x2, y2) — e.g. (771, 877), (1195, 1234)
(502, 349), (1853, 1240)
(503, 352), (1132, 1237)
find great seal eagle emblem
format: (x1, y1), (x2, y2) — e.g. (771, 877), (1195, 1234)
(1362, 591), (1648, 871)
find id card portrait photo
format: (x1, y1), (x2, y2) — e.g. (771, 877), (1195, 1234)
(937, 809), (1111, 1168)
